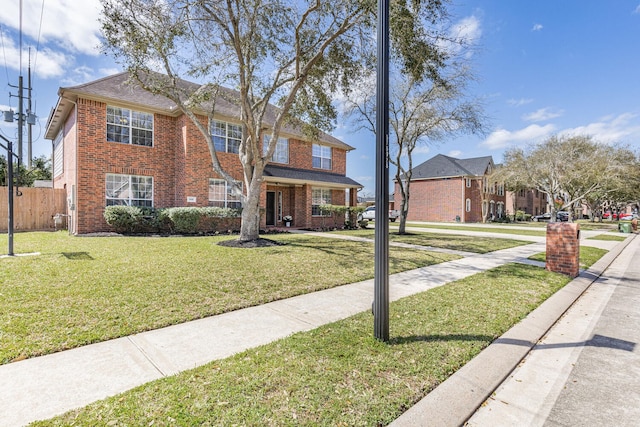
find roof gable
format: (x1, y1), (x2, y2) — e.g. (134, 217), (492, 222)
(407, 154), (494, 180)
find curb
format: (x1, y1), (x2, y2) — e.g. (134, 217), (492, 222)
(389, 234), (636, 427)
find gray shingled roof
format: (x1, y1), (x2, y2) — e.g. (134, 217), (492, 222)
(263, 164), (362, 188)
(45, 72), (353, 151)
(406, 154), (494, 180)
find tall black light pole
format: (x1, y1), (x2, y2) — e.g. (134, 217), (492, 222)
(1, 134), (15, 256)
(374, 0), (390, 342)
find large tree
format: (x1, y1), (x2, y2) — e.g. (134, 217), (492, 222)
(502, 135), (626, 222)
(100, 0), (449, 242)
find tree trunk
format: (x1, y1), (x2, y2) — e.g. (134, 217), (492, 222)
(238, 177), (262, 242)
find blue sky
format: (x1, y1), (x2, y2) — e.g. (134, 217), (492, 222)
(1, 1), (639, 196)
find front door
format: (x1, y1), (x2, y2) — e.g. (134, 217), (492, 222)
(266, 191), (276, 226)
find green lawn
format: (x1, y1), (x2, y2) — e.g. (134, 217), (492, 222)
(398, 222), (548, 237)
(587, 233), (628, 241)
(0, 232), (460, 365)
(528, 246), (609, 269)
(332, 229), (530, 253)
(33, 263), (571, 426)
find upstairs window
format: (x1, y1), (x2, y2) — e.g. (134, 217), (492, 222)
(107, 106), (153, 147)
(312, 144), (332, 170)
(209, 179), (243, 209)
(212, 120), (242, 154)
(106, 174), (153, 207)
(263, 135), (289, 164)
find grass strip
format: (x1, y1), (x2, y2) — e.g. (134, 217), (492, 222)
(332, 229), (529, 253)
(397, 222), (548, 237)
(586, 234), (628, 241)
(0, 232), (459, 365)
(33, 263), (571, 426)
(528, 246), (608, 269)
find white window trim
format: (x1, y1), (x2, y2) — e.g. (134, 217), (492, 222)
(208, 178), (243, 208)
(312, 187), (332, 216)
(53, 131), (63, 178)
(312, 144), (332, 170)
(106, 173), (154, 207)
(465, 198), (471, 212)
(106, 106), (154, 147)
(263, 135), (289, 164)
(212, 120), (242, 154)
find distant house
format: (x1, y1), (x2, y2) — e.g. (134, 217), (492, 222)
(394, 154), (506, 222)
(44, 72), (362, 234)
(505, 189), (549, 217)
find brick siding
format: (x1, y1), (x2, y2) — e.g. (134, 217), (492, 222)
(53, 98), (354, 233)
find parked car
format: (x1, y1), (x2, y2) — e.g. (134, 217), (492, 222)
(358, 206), (400, 222)
(619, 213), (637, 221)
(532, 213), (551, 222)
(556, 211), (570, 222)
(603, 212), (618, 219)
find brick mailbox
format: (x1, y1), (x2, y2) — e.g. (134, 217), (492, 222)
(546, 222), (580, 277)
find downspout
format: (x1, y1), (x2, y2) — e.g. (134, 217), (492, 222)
(461, 177), (465, 222)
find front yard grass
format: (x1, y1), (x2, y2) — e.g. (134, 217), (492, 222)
(587, 233), (628, 241)
(333, 229), (529, 253)
(528, 246), (609, 269)
(33, 263), (571, 426)
(0, 232), (460, 365)
(399, 222), (547, 237)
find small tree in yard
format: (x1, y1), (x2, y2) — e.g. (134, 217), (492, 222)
(101, 0), (451, 244)
(347, 58), (485, 234)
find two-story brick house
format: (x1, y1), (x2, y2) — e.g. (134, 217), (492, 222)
(44, 73), (361, 234)
(395, 154), (506, 222)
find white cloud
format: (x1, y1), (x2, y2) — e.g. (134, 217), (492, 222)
(0, 0), (103, 56)
(507, 98), (534, 107)
(532, 24), (544, 31)
(452, 16), (482, 45)
(447, 150), (463, 157)
(634, 5), (640, 14)
(522, 107), (564, 122)
(481, 124), (556, 149)
(355, 175), (373, 183)
(413, 145), (431, 155)
(440, 15), (482, 57)
(559, 113), (640, 144)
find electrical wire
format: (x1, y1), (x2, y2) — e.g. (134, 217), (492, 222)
(32, 0), (46, 86)
(0, 25), (10, 86)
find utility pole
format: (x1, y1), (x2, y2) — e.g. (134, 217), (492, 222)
(27, 50), (33, 169)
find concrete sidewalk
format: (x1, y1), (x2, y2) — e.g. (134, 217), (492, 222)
(391, 233), (638, 427)
(0, 229), (630, 426)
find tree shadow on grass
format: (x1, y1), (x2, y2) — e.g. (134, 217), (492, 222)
(389, 333), (496, 346)
(61, 252), (94, 260)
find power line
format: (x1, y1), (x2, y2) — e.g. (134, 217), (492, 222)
(32, 0), (46, 85)
(0, 26), (10, 88)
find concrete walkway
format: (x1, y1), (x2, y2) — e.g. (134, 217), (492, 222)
(391, 232), (638, 427)
(0, 227), (630, 426)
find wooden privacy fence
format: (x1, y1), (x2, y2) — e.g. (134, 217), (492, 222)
(0, 187), (67, 232)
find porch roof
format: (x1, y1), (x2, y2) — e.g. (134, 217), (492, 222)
(263, 165), (362, 189)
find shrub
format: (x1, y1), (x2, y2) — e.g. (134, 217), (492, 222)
(165, 207), (203, 234)
(103, 205), (143, 233)
(359, 219), (369, 229)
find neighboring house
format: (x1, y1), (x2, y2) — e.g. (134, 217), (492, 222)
(505, 189), (549, 217)
(44, 73), (361, 234)
(394, 154), (506, 222)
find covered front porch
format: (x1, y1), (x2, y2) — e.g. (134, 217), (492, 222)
(260, 164), (361, 229)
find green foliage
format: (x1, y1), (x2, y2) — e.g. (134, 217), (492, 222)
(103, 205), (144, 233)
(104, 206), (240, 234)
(0, 154), (52, 187)
(165, 207), (202, 234)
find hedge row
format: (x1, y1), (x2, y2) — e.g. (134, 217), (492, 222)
(103, 206), (241, 235)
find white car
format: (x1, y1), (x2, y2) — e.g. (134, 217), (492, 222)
(358, 206), (399, 222)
